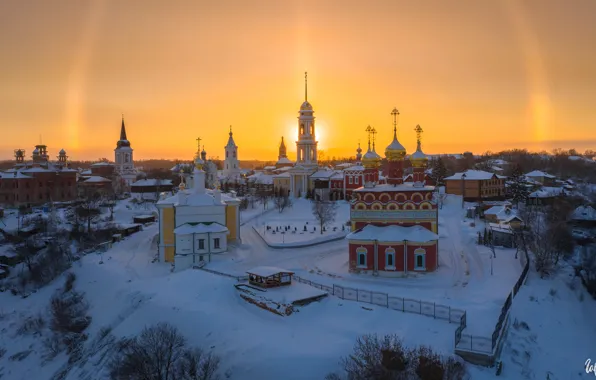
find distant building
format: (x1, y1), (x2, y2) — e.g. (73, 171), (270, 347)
(444, 170), (506, 201)
(114, 117), (138, 189)
(131, 179), (174, 201)
(222, 127), (241, 180)
(0, 145), (77, 207)
(525, 170), (556, 186)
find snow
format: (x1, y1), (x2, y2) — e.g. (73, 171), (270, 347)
(276, 157), (293, 165)
(529, 186), (566, 198)
(246, 266), (294, 277)
(82, 176), (111, 183)
(570, 205), (596, 221)
(346, 224), (439, 242)
(173, 222), (229, 234)
(131, 179), (173, 187)
(525, 170), (556, 179)
(253, 199), (350, 246)
(255, 282), (328, 304)
(353, 182), (435, 192)
(1, 193), (593, 379)
(445, 170), (502, 181)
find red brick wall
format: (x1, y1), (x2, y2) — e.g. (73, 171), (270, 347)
(349, 241), (438, 272)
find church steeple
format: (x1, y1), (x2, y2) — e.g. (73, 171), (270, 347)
(278, 137), (287, 160)
(120, 115), (127, 141)
(223, 125), (240, 179)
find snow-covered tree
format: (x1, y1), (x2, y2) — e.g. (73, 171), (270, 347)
(508, 164), (530, 207)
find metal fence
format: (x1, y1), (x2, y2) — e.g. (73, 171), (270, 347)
(293, 275), (465, 323)
(455, 247), (530, 353)
(197, 267), (248, 282)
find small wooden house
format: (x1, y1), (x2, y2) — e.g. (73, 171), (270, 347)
(246, 266), (294, 288)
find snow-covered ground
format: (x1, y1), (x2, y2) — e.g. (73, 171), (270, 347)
(253, 199), (350, 246)
(0, 225), (457, 380)
(1, 194), (594, 379)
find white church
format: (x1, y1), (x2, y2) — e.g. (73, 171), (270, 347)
(114, 117), (138, 187)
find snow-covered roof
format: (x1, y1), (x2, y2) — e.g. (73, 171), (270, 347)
(528, 187), (565, 198)
(173, 222), (229, 235)
(273, 172), (291, 178)
(80, 169), (92, 175)
(353, 182), (435, 193)
(263, 166), (276, 170)
(2, 172), (33, 179)
(344, 165), (364, 172)
(310, 170), (335, 179)
(525, 170), (555, 179)
(570, 206), (596, 221)
(246, 266), (294, 277)
(488, 223), (514, 234)
(276, 157), (293, 165)
(330, 172), (343, 180)
(131, 179), (173, 187)
(91, 162), (114, 167)
(20, 167), (52, 173)
(445, 170), (501, 181)
(82, 176), (111, 183)
(247, 173), (274, 185)
(491, 159), (508, 165)
(347, 224), (439, 243)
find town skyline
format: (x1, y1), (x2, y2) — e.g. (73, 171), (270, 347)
(1, 0), (596, 161)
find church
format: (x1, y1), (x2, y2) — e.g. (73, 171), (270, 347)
(346, 109), (439, 276)
(157, 147), (241, 271)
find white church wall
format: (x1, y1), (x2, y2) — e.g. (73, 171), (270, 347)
(174, 254), (193, 272)
(175, 206), (226, 226)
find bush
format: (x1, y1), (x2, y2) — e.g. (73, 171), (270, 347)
(109, 322), (220, 380)
(329, 334), (466, 380)
(64, 272), (76, 293)
(17, 313), (45, 336)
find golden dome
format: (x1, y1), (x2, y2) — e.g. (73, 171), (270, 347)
(410, 143), (428, 168)
(300, 101), (313, 111)
(194, 155), (204, 170)
(362, 147), (381, 169)
(385, 131), (407, 162)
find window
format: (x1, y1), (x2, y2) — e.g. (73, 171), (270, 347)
(355, 176), (359, 184)
(349, 176), (353, 184)
(310, 126), (314, 135)
(300, 125), (304, 135)
(198, 239), (205, 250)
(356, 247), (367, 268)
(385, 248), (396, 269)
(214, 238), (220, 249)
(226, 151), (229, 158)
(226, 164), (228, 169)
(414, 248), (426, 270)
(233, 151), (236, 158)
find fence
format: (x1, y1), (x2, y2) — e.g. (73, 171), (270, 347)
(197, 267), (248, 282)
(293, 275), (465, 323)
(455, 245), (530, 353)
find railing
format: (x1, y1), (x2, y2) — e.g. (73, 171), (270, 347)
(293, 275), (465, 324)
(196, 267), (248, 282)
(455, 242), (530, 353)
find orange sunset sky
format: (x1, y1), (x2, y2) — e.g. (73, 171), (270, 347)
(1, 0), (595, 162)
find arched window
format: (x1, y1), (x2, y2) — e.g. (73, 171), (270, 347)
(385, 248), (396, 269)
(310, 125), (314, 135)
(125, 154), (130, 163)
(233, 151), (236, 158)
(300, 125), (304, 135)
(356, 247), (367, 268)
(226, 151), (229, 158)
(414, 248), (426, 270)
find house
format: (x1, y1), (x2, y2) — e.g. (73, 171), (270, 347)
(569, 206), (596, 228)
(525, 170), (556, 186)
(527, 187), (566, 206)
(131, 179), (174, 201)
(444, 170), (506, 201)
(489, 223), (517, 248)
(484, 205), (522, 228)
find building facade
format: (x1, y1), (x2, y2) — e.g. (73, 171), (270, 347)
(444, 170), (506, 201)
(157, 153), (240, 271)
(0, 146), (77, 207)
(223, 127), (241, 180)
(347, 109), (438, 275)
(114, 117), (137, 188)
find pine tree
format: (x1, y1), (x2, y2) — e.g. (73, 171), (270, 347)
(509, 163), (530, 207)
(431, 157), (447, 186)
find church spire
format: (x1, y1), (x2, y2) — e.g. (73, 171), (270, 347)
(305, 71), (308, 101)
(120, 115), (128, 140)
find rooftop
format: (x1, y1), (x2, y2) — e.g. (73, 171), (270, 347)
(526, 170), (556, 178)
(131, 179), (173, 187)
(444, 170), (505, 181)
(246, 266), (295, 277)
(173, 222), (229, 235)
(570, 206), (596, 221)
(354, 182), (435, 193)
(346, 224), (439, 242)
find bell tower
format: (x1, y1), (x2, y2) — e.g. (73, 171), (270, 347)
(223, 126), (240, 179)
(295, 72), (318, 168)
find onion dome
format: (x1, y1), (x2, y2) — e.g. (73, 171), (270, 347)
(300, 101), (313, 111)
(194, 155), (204, 170)
(362, 145), (381, 169)
(59, 149), (66, 155)
(410, 124), (428, 168)
(385, 131), (407, 161)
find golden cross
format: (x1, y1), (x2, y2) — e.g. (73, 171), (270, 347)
(196, 137), (201, 152)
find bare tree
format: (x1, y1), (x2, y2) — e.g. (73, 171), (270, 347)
(78, 188), (101, 233)
(109, 322), (220, 380)
(273, 192), (291, 213)
(312, 200), (337, 234)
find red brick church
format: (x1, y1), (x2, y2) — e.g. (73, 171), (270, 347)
(347, 110), (439, 275)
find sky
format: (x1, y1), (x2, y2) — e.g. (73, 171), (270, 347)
(1, 0), (595, 162)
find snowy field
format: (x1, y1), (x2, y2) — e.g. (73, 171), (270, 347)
(2, 194), (595, 379)
(0, 225), (457, 380)
(253, 199), (350, 246)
